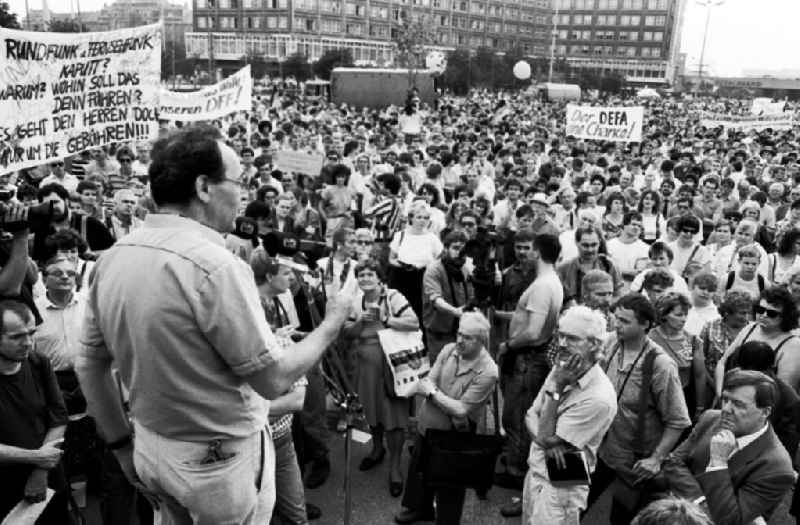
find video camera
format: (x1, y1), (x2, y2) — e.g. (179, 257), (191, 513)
(261, 231), (328, 264)
(464, 226), (500, 307)
(0, 201), (65, 233)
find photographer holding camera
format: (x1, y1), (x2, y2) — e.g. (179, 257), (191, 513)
(422, 231), (474, 363)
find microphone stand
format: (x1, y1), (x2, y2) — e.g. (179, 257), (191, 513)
(297, 275), (363, 525)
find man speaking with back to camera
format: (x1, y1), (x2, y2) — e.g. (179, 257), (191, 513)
(75, 124), (356, 524)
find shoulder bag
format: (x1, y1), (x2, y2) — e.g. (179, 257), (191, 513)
(377, 289), (428, 398)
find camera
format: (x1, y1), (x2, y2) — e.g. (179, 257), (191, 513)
(261, 231), (327, 263)
(0, 201), (64, 233)
(0, 189), (14, 202)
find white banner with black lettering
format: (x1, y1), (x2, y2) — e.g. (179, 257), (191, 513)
(700, 112), (796, 131)
(565, 105), (644, 143)
(0, 23), (161, 174)
(159, 65), (252, 122)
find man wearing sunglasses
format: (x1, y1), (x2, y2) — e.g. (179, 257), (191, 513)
(40, 159), (79, 194)
(84, 147), (120, 181)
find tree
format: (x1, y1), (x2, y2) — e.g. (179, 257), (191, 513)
(392, 10), (435, 89)
(161, 40), (190, 81)
(312, 48), (353, 80)
(283, 52), (311, 81)
(440, 48), (471, 95)
(472, 47), (496, 88)
(49, 19), (89, 32)
(0, 2), (20, 28)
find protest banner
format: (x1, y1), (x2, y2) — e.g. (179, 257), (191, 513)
(700, 112), (796, 131)
(0, 23), (161, 174)
(564, 105), (644, 143)
(275, 149), (324, 176)
(159, 65), (252, 121)
(751, 98), (786, 116)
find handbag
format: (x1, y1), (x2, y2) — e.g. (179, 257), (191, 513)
(420, 386), (502, 492)
(419, 314), (503, 492)
(377, 327), (429, 398)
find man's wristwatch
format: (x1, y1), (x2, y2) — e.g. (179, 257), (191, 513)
(545, 390), (561, 402)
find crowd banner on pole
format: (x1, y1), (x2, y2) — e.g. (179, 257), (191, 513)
(751, 97), (785, 116)
(275, 149), (324, 176)
(159, 65), (252, 122)
(0, 23), (162, 175)
(700, 112), (796, 131)
(565, 104), (644, 143)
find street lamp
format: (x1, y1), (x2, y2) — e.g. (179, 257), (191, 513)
(696, 0), (725, 88)
(548, 1), (560, 83)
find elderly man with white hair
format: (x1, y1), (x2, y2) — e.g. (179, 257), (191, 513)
(395, 311), (499, 524)
(106, 188), (143, 240)
(521, 306), (618, 524)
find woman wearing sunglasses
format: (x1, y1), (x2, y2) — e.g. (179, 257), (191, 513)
(713, 286), (800, 398)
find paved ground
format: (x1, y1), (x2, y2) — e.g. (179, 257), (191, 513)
(306, 430), (796, 525)
(77, 423), (797, 524)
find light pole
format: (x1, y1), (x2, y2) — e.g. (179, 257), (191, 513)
(696, 0), (725, 89)
(548, 1), (559, 83)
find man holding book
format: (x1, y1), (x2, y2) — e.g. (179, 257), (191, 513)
(521, 306), (618, 524)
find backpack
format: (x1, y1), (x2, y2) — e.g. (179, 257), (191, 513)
(724, 271), (765, 293)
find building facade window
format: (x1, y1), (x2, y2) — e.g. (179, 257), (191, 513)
(646, 0), (668, 9)
(346, 22), (363, 34)
(219, 16), (237, 29)
(321, 0), (340, 12)
(320, 18), (341, 32)
(644, 15), (666, 25)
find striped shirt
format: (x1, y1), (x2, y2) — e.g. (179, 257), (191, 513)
(366, 197), (402, 242)
(268, 376), (308, 439)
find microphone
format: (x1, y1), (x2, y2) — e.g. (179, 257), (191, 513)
(0, 201), (65, 233)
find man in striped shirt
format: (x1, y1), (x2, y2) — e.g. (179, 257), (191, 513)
(366, 172), (404, 243)
(105, 147), (136, 195)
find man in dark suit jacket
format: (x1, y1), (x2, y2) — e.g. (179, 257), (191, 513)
(662, 369), (795, 525)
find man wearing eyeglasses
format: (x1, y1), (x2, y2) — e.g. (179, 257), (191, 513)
(521, 306), (617, 524)
(34, 256), (86, 406)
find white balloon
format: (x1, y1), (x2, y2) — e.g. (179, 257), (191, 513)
(513, 60), (531, 80)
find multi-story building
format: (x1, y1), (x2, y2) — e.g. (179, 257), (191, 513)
(99, 0), (193, 44)
(24, 1), (191, 44)
(186, 0), (550, 66)
(24, 9), (105, 32)
(551, 0), (687, 85)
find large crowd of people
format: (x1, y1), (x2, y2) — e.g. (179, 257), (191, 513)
(2, 79), (800, 525)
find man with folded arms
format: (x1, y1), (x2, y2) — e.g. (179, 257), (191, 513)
(522, 305), (617, 524)
(662, 369), (795, 525)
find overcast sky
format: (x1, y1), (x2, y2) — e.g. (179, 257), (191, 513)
(5, 0), (799, 77)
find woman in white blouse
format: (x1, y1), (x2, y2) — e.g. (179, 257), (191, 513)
(767, 228), (800, 285)
(388, 201), (443, 321)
